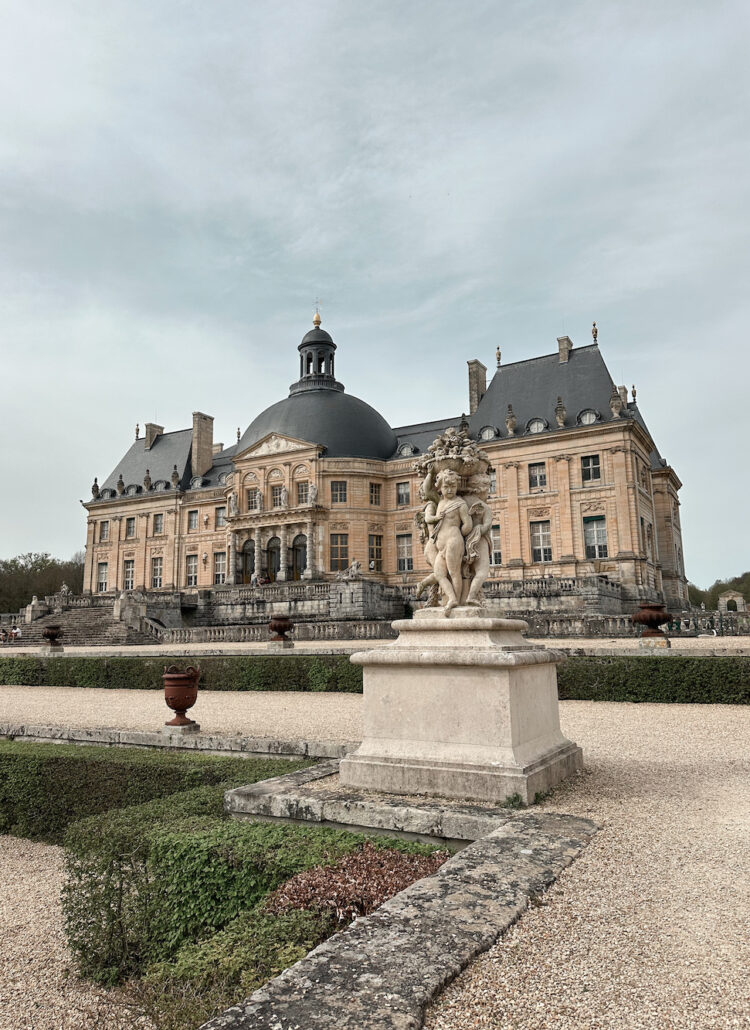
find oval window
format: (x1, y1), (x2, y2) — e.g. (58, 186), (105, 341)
(528, 418), (546, 434)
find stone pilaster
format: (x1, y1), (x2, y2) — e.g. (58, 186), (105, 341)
(554, 455), (575, 562)
(303, 519), (314, 578)
(503, 462), (523, 567)
(278, 524), (288, 581)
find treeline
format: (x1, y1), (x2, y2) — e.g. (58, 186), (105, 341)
(0, 552), (85, 615)
(688, 571), (750, 610)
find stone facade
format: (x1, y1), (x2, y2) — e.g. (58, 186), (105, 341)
(82, 318), (688, 616)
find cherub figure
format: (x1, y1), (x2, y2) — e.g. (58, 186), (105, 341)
(425, 469), (472, 610)
(461, 472), (493, 606)
(415, 467), (441, 607)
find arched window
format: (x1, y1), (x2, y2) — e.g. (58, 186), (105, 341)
(527, 418), (546, 434)
(479, 426), (497, 441)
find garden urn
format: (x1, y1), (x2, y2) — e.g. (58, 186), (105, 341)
(269, 615), (293, 642)
(42, 625), (64, 646)
(163, 665), (200, 726)
(631, 602), (671, 639)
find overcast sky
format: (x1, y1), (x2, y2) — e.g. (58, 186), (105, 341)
(1, 0), (747, 588)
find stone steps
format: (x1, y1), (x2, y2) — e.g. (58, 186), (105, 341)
(19, 608), (157, 647)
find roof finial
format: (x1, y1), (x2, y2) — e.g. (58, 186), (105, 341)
(237, 426), (241, 443)
(631, 384), (637, 402)
(592, 321), (598, 343)
(313, 299), (321, 327)
(135, 423), (140, 441)
(496, 346), (501, 368)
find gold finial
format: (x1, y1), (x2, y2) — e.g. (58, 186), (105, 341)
(313, 310), (321, 327)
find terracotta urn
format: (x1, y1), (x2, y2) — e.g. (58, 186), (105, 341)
(631, 602), (671, 638)
(163, 665), (200, 726)
(268, 615), (293, 642)
(42, 626), (63, 646)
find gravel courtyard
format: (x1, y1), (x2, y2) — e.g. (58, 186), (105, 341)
(1, 695), (748, 1030)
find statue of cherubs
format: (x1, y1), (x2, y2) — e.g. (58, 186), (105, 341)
(415, 467), (441, 607)
(424, 469), (472, 610)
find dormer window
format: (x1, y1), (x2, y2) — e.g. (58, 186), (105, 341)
(527, 418), (547, 434)
(578, 409), (599, 426)
(479, 426), (497, 441)
(398, 443), (416, 456)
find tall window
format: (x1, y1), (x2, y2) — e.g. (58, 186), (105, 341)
(530, 521), (552, 563)
(247, 488), (260, 511)
(153, 513), (164, 535)
(271, 485), (283, 508)
(186, 554), (198, 587)
(125, 516), (135, 538)
(99, 521), (109, 542)
(368, 534), (383, 572)
(396, 482), (410, 506)
(488, 470), (497, 495)
(584, 516), (608, 559)
(122, 559), (134, 591)
(188, 509), (198, 531)
(215, 507), (226, 528)
(213, 551), (226, 584)
(396, 534), (413, 572)
(528, 462), (547, 490)
(330, 533), (349, 571)
(151, 556), (163, 588)
(490, 524), (502, 566)
(331, 481), (347, 504)
(581, 454), (601, 484)
(369, 483), (381, 506)
(297, 482), (309, 505)
(96, 562), (108, 592)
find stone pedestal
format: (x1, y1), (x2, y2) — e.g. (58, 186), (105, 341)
(267, 639), (294, 650)
(339, 608), (582, 804)
(162, 722), (200, 735)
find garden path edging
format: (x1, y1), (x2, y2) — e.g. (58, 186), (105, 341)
(200, 809), (596, 1030)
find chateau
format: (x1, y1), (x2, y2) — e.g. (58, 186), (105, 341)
(82, 315), (688, 619)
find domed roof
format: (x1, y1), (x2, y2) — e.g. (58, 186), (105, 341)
(238, 389), (397, 459)
(238, 314), (397, 460)
(299, 325), (335, 348)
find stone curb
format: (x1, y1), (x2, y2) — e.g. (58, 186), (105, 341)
(0, 723), (354, 759)
(200, 810), (596, 1030)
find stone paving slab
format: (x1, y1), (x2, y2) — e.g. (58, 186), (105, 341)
(0, 722), (352, 759)
(200, 810), (596, 1030)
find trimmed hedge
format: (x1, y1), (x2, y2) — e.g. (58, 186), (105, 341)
(556, 655), (750, 705)
(0, 740), (311, 843)
(1, 653), (746, 703)
(133, 905), (335, 1030)
(0, 653), (362, 692)
(63, 796), (442, 984)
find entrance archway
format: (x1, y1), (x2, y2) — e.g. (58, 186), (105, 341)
(266, 537), (281, 582)
(292, 534), (307, 580)
(241, 540), (255, 583)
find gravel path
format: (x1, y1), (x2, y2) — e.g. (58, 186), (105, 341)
(0, 836), (146, 1030)
(426, 702), (750, 1030)
(1, 700), (748, 1029)
(0, 685), (363, 742)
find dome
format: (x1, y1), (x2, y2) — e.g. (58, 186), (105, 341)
(299, 326), (334, 348)
(238, 389), (397, 459)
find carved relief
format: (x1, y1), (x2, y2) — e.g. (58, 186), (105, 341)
(581, 502), (605, 513)
(395, 522), (411, 532)
(503, 461), (520, 470)
(293, 464), (308, 477)
(267, 468), (284, 481)
(330, 521), (348, 530)
(528, 507), (550, 518)
(248, 434), (312, 456)
(369, 523), (384, 532)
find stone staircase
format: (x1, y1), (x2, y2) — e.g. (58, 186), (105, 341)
(18, 607), (158, 647)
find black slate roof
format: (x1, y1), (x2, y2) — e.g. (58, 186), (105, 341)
(98, 429), (192, 496)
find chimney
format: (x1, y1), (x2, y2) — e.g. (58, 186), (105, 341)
(467, 359), (487, 415)
(212, 442), (224, 455)
(557, 336), (573, 363)
(618, 385), (628, 407)
(191, 412), (214, 478)
(144, 423), (164, 449)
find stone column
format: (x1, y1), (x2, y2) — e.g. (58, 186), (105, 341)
(503, 462), (523, 567)
(554, 455), (575, 562)
(303, 519), (314, 578)
(278, 524), (288, 581)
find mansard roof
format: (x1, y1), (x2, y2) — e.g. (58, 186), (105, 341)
(98, 429), (192, 495)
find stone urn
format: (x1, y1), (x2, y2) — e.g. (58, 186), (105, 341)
(631, 602), (671, 638)
(163, 665), (200, 726)
(42, 626), (64, 646)
(268, 615), (293, 642)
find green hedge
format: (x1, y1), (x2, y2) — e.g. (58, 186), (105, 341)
(1, 652), (746, 703)
(63, 797), (440, 984)
(0, 654), (362, 692)
(0, 740), (311, 843)
(556, 655), (750, 705)
(134, 905), (335, 1030)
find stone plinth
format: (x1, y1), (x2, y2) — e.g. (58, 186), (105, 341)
(339, 608), (582, 804)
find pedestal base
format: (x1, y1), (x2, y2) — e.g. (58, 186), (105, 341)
(639, 636), (671, 649)
(163, 722), (200, 735)
(339, 607), (582, 804)
(267, 640), (294, 650)
(41, 645), (64, 655)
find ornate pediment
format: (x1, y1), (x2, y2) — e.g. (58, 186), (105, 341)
(236, 433), (318, 459)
